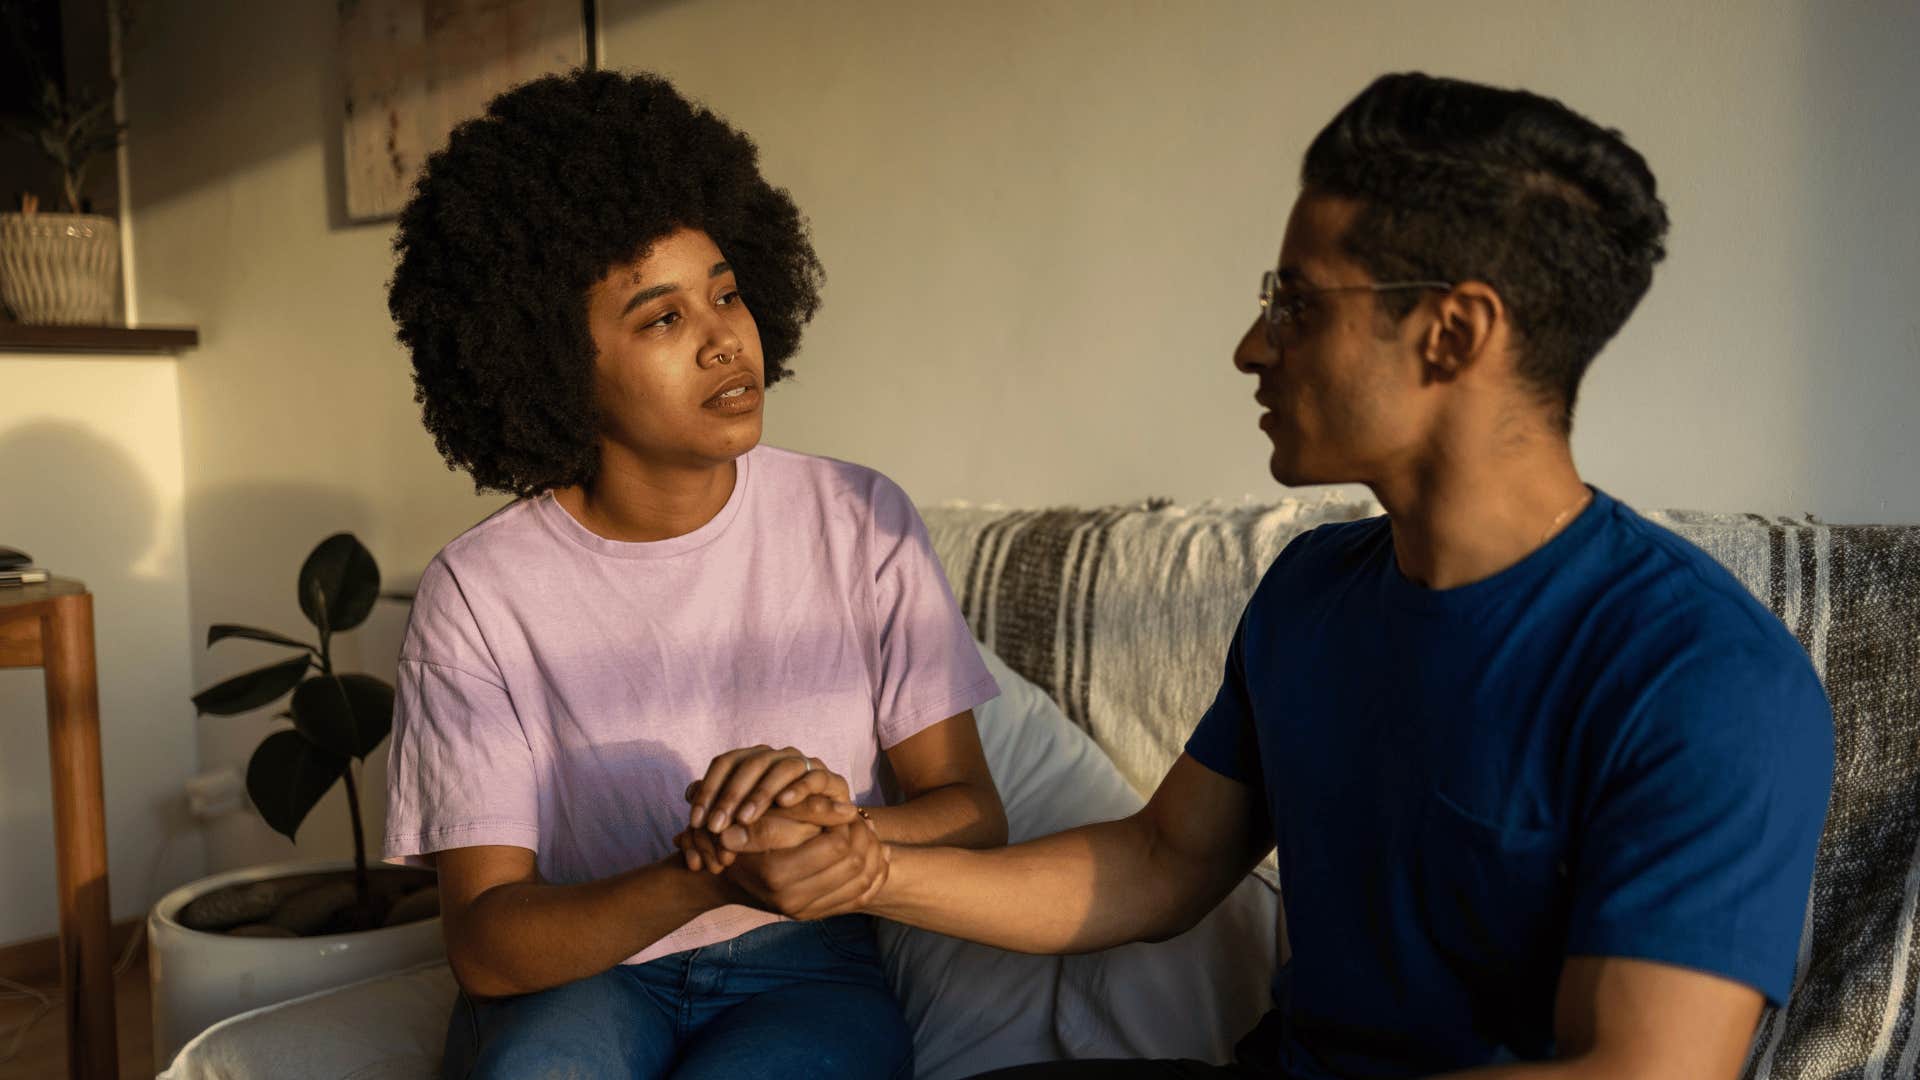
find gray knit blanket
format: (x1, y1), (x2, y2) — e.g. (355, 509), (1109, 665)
(921, 497), (1920, 1080)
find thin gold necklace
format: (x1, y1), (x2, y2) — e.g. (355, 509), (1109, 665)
(1539, 488), (1594, 547)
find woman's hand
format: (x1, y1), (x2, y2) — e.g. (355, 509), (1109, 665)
(687, 745), (853, 834)
(675, 825), (752, 874)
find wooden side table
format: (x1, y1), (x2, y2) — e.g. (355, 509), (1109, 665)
(0, 578), (118, 1080)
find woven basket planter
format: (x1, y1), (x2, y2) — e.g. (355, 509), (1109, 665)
(0, 212), (120, 325)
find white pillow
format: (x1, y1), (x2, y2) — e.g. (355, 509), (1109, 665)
(969, 642), (1145, 844)
(159, 960), (455, 1079)
(1054, 879), (1279, 1063)
(880, 642), (1277, 1076)
(877, 640), (1132, 1078)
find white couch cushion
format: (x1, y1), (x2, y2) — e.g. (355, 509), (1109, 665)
(877, 640), (1144, 1078)
(160, 959), (456, 1079)
(885, 641), (1276, 1075)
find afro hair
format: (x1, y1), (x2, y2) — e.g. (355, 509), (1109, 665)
(388, 69), (824, 496)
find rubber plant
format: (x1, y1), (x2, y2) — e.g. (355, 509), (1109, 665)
(190, 533), (393, 910)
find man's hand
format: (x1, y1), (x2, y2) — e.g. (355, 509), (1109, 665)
(673, 794), (857, 873)
(723, 813), (889, 920)
(686, 745), (853, 834)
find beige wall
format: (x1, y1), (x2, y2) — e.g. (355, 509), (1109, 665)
(108, 0), (1916, 876)
(0, 357), (205, 944)
(600, 0), (1919, 521)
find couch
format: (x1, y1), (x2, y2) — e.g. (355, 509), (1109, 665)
(160, 494), (1920, 1080)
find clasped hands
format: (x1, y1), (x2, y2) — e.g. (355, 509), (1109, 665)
(672, 744), (887, 920)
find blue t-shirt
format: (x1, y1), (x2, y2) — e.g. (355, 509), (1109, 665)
(1186, 488), (1832, 1079)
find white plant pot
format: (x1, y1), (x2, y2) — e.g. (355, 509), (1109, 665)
(0, 211), (120, 325)
(148, 858), (444, 1068)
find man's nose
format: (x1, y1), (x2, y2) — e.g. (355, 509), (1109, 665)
(1233, 317), (1276, 374)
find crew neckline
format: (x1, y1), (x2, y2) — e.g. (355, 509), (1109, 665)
(533, 450), (754, 560)
(1379, 485), (1613, 614)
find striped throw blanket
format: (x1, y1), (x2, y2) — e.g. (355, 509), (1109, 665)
(920, 497), (1920, 1080)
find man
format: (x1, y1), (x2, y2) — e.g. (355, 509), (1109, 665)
(708, 72), (1834, 1079)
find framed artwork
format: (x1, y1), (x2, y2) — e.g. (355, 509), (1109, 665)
(339, 0), (590, 222)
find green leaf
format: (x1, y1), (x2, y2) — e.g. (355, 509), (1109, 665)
(337, 674), (395, 757)
(246, 730), (347, 842)
(207, 624), (317, 654)
(191, 653), (312, 716)
(298, 533), (380, 635)
(289, 673), (394, 760)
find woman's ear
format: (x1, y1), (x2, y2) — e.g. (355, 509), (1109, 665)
(1423, 281), (1504, 378)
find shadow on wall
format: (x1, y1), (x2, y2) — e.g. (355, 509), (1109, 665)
(130, 0), (638, 234)
(179, 478), (408, 875)
(123, 0), (407, 236)
(0, 420), (206, 932)
(1796, 2), (1920, 526)
(121, 2), (327, 224)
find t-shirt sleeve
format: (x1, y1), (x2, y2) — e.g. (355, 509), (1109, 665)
(1186, 526), (1328, 787)
(382, 559), (540, 866)
(1566, 642), (1834, 1006)
(1185, 610), (1262, 785)
(866, 475), (1000, 748)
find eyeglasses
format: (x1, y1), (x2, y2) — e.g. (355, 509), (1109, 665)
(1259, 270), (1453, 335)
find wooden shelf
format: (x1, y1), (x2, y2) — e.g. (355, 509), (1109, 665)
(0, 323), (198, 354)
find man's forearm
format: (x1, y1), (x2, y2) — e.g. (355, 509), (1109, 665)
(449, 855), (737, 998)
(867, 814), (1196, 954)
(867, 779), (1007, 848)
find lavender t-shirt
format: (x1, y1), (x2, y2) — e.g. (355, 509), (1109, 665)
(383, 445), (998, 963)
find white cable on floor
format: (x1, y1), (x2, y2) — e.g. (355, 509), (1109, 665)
(0, 972), (55, 1065)
(0, 820), (173, 1066)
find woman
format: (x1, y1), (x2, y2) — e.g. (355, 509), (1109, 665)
(383, 70), (1006, 1080)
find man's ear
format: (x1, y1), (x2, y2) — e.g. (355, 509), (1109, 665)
(1421, 281), (1504, 377)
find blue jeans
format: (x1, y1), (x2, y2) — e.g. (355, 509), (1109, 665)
(442, 915), (913, 1080)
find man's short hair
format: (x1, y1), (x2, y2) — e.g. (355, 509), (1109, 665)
(1302, 73), (1670, 430)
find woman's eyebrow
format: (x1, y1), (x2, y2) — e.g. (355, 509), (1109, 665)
(621, 282), (677, 317)
(621, 261), (734, 316)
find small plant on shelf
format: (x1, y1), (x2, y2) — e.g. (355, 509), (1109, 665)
(0, 0), (130, 214)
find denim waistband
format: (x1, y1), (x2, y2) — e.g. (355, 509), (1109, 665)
(629, 913), (880, 979)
